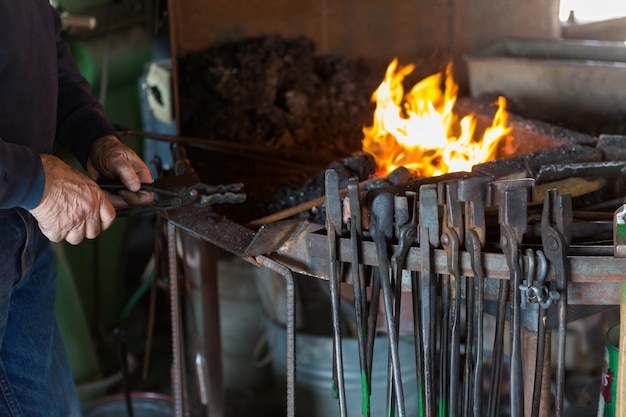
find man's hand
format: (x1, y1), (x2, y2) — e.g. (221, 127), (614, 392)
(29, 135), (153, 245)
(86, 135), (153, 208)
(29, 154), (116, 245)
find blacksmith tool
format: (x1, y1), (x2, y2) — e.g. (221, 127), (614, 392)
(366, 265), (381, 394)
(98, 175), (246, 216)
(407, 190), (425, 415)
(437, 209), (451, 416)
(457, 176), (492, 417)
(439, 264), (450, 416)
(488, 178), (534, 417)
(439, 180), (463, 417)
(347, 176), (371, 416)
(324, 169), (348, 417)
(388, 195), (417, 416)
(418, 184), (440, 417)
(540, 189), (572, 417)
(519, 249), (552, 417)
(370, 191), (406, 417)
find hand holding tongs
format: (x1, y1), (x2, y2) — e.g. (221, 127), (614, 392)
(98, 176), (246, 216)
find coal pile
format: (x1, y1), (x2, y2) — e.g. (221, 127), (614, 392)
(177, 34), (385, 223)
(178, 34), (383, 159)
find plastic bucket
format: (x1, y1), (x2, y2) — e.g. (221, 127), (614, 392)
(599, 324), (620, 417)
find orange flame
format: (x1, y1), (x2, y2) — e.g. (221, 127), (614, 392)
(362, 59), (512, 177)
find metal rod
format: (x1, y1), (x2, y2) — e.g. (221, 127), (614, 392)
(348, 177), (371, 416)
(256, 256), (297, 417)
(418, 184), (439, 417)
(487, 278), (508, 417)
(370, 192), (406, 417)
(167, 222), (185, 417)
(325, 170), (348, 417)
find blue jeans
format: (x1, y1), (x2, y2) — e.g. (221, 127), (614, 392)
(0, 211), (81, 417)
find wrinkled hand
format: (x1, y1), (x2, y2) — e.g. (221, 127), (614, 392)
(29, 154), (116, 245)
(29, 136), (153, 245)
(86, 135), (153, 208)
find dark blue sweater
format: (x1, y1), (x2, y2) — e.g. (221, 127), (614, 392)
(0, 1), (118, 210)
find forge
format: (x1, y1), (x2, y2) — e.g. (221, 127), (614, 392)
(158, 35), (626, 417)
(146, 2), (626, 417)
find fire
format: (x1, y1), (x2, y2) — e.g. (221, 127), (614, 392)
(362, 59), (512, 177)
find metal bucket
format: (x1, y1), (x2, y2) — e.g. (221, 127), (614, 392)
(82, 393), (178, 417)
(268, 320), (418, 417)
(599, 324), (620, 417)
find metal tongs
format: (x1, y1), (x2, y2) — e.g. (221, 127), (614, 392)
(98, 175), (246, 216)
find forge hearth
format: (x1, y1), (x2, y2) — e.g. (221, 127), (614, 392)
(173, 33), (615, 229)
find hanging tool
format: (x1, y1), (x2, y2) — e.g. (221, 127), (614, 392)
(99, 175), (246, 216)
(418, 184), (440, 417)
(388, 195), (417, 416)
(541, 188), (572, 417)
(437, 217), (451, 416)
(488, 178), (534, 417)
(439, 180), (463, 417)
(366, 265), (381, 393)
(370, 191), (406, 417)
(519, 249), (552, 417)
(407, 190), (425, 415)
(347, 176), (371, 416)
(324, 169), (348, 417)
(457, 176), (492, 417)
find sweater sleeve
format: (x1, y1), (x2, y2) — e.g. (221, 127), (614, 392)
(0, 139), (45, 210)
(51, 6), (118, 167)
